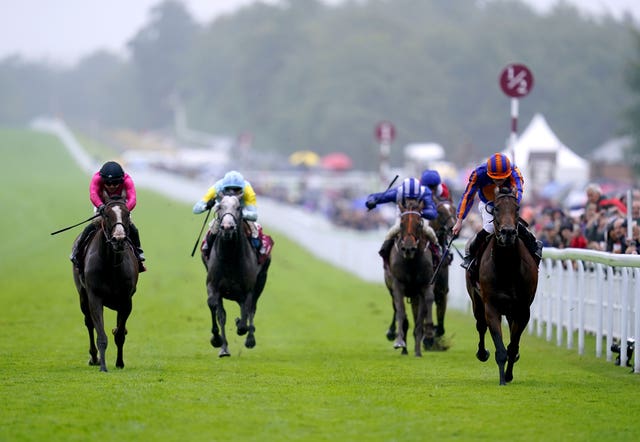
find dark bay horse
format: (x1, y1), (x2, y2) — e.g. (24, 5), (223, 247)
(205, 195), (271, 357)
(465, 187), (538, 385)
(429, 200), (456, 344)
(384, 199), (435, 357)
(72, 197), (139, 372)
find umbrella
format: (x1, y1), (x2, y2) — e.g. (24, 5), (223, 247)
(288, 150), (320, 167)
(321, 152), (353, 171)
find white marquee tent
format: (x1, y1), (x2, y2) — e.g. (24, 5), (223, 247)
(503, 113), (590, 194)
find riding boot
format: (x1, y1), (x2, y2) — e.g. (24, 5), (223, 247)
(70, 222), (97, 269)
(518, 223), (543, 264)
(461, 229), (489, 270)
(129, 223), (146, 272)
(378, 238), (394, 267)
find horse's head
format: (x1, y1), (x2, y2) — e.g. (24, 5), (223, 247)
(216, 195), (242, 240)
(492, 186), (519, 247)
(398, 198), (425, 259)
(433, 201), (456, 242)
(101, 197), (130, 252)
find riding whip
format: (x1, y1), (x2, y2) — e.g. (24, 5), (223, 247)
(429, 234), (457, 286)
(191, 207), (212, 257)
(50, 213), (101, 235)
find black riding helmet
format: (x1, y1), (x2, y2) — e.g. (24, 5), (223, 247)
(99, 161), (124, 183)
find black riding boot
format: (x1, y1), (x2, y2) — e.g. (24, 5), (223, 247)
(461, 229), (490, 270)
(70, 222), (98, 269)
(518, 223), (543, 264)
(379, 238), (394, 267)
(129, 223), (146, 272)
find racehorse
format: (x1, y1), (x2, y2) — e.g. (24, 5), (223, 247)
(384, 198), (435, 357)
(205, 195), (271, 357)
(428, 200), (456, 345)
(465, 186), (538, 385)
(72, 197), (139, 372)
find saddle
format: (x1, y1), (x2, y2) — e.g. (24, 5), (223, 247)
(202, 225), (273, 265)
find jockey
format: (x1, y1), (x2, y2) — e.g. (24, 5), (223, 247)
(420, 169), (452, 202)
(365, 177), (439, 265)
(193, 170), (262, 254)
(70, 161), (146, 272)
(452, 153), (542, 269)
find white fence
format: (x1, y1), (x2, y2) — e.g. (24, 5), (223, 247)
(40, 117), (639, 373)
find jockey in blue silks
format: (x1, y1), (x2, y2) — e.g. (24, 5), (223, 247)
(366, 177), (439, 266)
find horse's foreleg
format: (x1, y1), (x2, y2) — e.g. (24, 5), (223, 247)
(216, 300), (230, 357)
(411, 299), (424, 357)
(113, 304), (132, 369)
(80, 294), (99, 366)
(236, 295), (251, 336)
(88, 298), (108, 372)
(422, 286), (435, 351)
(485, 303), (507, 385)
(244, 295), (257, 349)
(386, 311), (396, 341)
(434, 272), (448, 337)
(505, 310), (530, 383)
(207, 292), (224, 350)
(391, 289), (408, 354)
(471, 292), (490, 363)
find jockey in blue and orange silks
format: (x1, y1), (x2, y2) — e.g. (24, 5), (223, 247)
(452, 153), (542, 269)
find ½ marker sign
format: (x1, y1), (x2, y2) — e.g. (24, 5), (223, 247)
(375, 121), (396, 143)
(499, 64), (534, 98)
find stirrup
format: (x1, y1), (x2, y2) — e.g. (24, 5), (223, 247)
(460, 256), (473, 270)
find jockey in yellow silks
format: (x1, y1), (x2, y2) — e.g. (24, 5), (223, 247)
(192, 170), (261, 255)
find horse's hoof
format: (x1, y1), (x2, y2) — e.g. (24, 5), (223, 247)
(385, 330), (396, 341)
(505, 373), (513, 383)
(245, 337), (256, 349)
(422, 337), (434, 350)
(116, 363), (124, 369)
(218, 350), (231, 358)
(401, 348), (408, 356)
(88, 359), (100, 366)
(476, 349), (490, 362)
(210, 335), (223, 348)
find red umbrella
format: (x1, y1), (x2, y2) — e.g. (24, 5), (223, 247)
(321, 152), (353, 171)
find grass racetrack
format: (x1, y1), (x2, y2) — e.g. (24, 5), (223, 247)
(1, 128), (639, 441)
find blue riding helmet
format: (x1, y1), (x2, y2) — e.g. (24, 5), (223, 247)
(420, 170), (441, 187)
(221, 170), (245, 194)
(401, 178), (422, 199)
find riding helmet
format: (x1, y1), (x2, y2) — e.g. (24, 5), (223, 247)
(401, 178), (423, 199)
(99, 161), (125, 182)
(486, 153), (512, 180)
(221, 170), (245, 194)
(420, 169), (441, 187)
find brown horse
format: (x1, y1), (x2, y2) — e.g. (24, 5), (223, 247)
(205, 195), (271, 357)
(72, 197), (139, 372)
(465, 187), (538, 385)
(429, 200), (456, 344)
(384, 198), (435, 357)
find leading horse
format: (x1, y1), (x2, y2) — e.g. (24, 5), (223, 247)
(384, 198), (435, 357)
(72, 197), (139, 372)
(205, 195), (271, 357)
(465, 186), (538, 385)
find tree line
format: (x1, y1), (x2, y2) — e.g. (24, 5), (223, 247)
(1, 0), (639, 170)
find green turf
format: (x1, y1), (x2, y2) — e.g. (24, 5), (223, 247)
(1, 128), (639, 442)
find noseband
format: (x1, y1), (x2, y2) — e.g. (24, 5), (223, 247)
(100, 201), (129, 251)
(493, 192), (519, 246)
